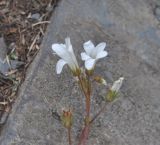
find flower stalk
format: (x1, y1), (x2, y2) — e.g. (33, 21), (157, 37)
(77, 70), (92, 145)
(68, 127), (72, 145)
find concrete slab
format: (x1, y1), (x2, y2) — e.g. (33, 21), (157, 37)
(0, 0), (160, 145)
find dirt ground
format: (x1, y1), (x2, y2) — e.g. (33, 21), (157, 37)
(0, 0), (58, 126)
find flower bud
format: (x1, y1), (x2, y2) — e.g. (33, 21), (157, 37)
(111, 77), (124, 93)
(105, 89), (117, 102)
(105, 77), (124, 102)
(94, 76), (107, 86)
(72, 68), (81, 76)
(85, 69), (94, 76)
(61, 109), (73, 129)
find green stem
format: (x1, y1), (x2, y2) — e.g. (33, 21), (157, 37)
(78, 72), (92, 145)
(78, 75), (90, 118)
(86, 96), (90, 118)
(78, 75), (87, 98)
(86, 73), (91, 118)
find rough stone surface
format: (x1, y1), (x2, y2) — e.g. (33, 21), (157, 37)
(1, 0), (160, 145)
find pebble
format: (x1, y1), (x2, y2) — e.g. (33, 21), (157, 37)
(0, 112), (9, 125)
(31, 13), (41, 20)
(0, 60), (24, 75)
(154, 6), (160, 21)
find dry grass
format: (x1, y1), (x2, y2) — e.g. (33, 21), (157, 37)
(0, 0), (58, 125)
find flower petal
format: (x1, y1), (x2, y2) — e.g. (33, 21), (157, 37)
(111, 77), (124, 92)
(83, 40), (95, 55)
(96, 51), (108, 59)
(65, 37), (72, 52)
(96, 42), (106, 52)
(52, 43), (67, 57)
(85, 58), (96, 70)
(56, 59), (67, 74)
(89, 42), (106, 58)
(65, 37), (79, 67)
(52, 43), (72, 64)
(81, 52), (91, 61)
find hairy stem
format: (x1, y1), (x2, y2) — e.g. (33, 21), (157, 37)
(78, 125), (90, 145)
(68, 127), (72, 145)
(78, 75), (87, 98)
(78, 72), (92, 145)
(86, 95), (90, 118)
(86, 73), (91, 118)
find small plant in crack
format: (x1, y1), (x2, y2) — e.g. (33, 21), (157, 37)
(52, 37), (124, 145)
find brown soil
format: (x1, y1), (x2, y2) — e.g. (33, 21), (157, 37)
(0, 0), (58, 126)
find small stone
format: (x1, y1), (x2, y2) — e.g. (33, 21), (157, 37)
(0, 60), (24, 75)
(0, 61), (9, 75)
(31, 13), (41, 20)
(154, 6), (160, 21)
(10, 60), (24, 69)
(0, 112), (9, 125)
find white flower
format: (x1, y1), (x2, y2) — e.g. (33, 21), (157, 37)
(52, 37), (79, 74)
(81, 40), (108, 70)
(111, 77), (124, 93)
